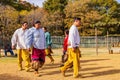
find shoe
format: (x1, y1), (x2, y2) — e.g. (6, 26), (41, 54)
(25, 68), (30, 72)
(4, 55), (7, 57)
(59, 64), (64, 67)
(34, 71), (40, 77)
(73, 74), (79, 78)
(18, 68), (23, 71)
(60, 68), (65, 77)
(50, 60), (54, 64)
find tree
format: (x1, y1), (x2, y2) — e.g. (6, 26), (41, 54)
(0, 5), (19, 45)
(0, 0), (35, 11)
(64, 0), (120, 35)
(91, 0), (120, 35)
(43, 0), (68, 35)
(43, 0), (68, 13)
(64, 0), (102, 35)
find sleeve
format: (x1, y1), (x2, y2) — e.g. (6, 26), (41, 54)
(69, 28), (76, 48)
(63, 36), (68, 50)
(43, 32), (46, 49)
(65, 36), (68, 48)
(11, 30), (18, 47)
(25, 29), (33, 48)
(48, 33), (52, 46)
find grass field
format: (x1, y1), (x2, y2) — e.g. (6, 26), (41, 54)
(0, 48), (120, 80)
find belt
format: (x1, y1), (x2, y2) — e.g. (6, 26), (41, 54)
(68, 43), (79, 46)
(74, 46), (79, 49)
(68, 44), (79, 48)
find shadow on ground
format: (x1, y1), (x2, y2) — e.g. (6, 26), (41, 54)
(0, 73), (29, 80)
(82, 69), (120, 78)
(81, 58), (110, 63)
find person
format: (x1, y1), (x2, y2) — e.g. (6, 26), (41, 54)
(60, 17), (81, 78)
(11, 22), (30, 71)
(61, 30), (69, 63)
(26, 21), (46, 76)
(43, 27), (54, 64)
(4, 44), (14, 57)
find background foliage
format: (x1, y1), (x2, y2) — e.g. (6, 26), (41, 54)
(0, 0), (120, 45)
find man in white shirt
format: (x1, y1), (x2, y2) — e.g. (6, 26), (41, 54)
(60, 17), (81, 78)
(11, 22), (30, 71)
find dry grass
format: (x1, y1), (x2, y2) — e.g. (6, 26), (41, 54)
(0, 48), (120, 80)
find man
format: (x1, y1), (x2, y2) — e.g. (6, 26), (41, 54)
(60, 17), (81, 78)
(4, 44), (14, 57)
(43, 27), (54, 64)
(26, 21), (46, 75)
(11, 22), (30, 71)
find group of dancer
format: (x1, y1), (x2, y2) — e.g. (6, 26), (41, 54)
(11, 17), (81, 78)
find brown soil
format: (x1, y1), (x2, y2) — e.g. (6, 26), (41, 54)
(0, 48), (120, 80)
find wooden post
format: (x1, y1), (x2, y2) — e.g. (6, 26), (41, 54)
(95, 27), (98, 55)
(0, 48), (1, 58)
(107, 31), (109, 49)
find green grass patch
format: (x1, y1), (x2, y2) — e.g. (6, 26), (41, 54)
(0, 57), (17, 63)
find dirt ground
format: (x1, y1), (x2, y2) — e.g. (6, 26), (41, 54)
(0, 48), (120, 80)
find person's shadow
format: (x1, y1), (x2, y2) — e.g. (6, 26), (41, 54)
(0, 73), (29, 80)
(82, 69), (120, 78)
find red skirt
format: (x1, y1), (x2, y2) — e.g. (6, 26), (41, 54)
(32, 47), (45, 62)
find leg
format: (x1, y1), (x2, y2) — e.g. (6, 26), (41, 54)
(45, 49), (54, 63)
(17, 49), (23, 70)
(73, 48), (80, 78)
(4, 50), (7, 56)
(9, 50), (14, 56)
(47, 54), (54, 63)
(31, 60), (41, 77)
(62, 50), (66, 63)
(60, 48), (73, 76)
(21, 49), (30, 71)
(39, 49), (45, 67)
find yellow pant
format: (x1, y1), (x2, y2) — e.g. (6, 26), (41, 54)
(45, 48), (54, 62)
(17, 49), (30, 70)
(61, 48), (80, 77)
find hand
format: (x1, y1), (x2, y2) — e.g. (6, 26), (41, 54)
(12, 45), (15, 50)
(72, 48), (76, 52)
(48, 46), (51, 49)
(27, 48), (31, 52)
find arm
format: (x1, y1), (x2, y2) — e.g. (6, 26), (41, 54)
(25, 29), (33, 49)
(69, 29), (76, 48)
(45, 32), (51, 48)
(11, 30), (18, 49)
(43, 31), (46, 49)
(47, 33), (52, 48)
(69, 28), (76, 52)
(63, 36), (68, 51)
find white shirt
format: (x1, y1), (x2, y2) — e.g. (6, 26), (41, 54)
(26, 27), (46, 49)
(68, 25), (80, 48)
(11, 28), (28, 49)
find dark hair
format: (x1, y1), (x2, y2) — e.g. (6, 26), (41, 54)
(35, 20), (41, 24)
(65, 29), (69, 35)
(43, 27), (47, 30)
(22, 21), (28, 25)
(74, 17), (81, 22)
